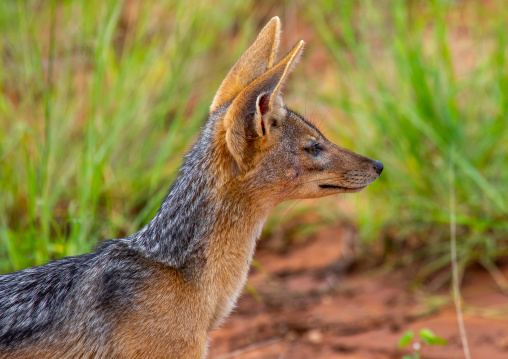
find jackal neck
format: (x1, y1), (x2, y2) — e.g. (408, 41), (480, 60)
(129, 111), (272, 277)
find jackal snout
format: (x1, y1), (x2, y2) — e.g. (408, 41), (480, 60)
(278, 126), (383, 200)
(323, 143), (383, 193)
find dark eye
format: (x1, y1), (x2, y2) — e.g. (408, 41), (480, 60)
(305, 143), (322, 156)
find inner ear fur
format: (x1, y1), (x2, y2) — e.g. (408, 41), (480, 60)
(223, 40), (305, 171)
(254, 93), (270, 138)
(210, 17), (281, 114)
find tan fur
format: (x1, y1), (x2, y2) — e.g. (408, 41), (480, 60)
(114, 266), (208, 359)
(114, 188), (270, 358)
(210, 17), (281, 113)
(223, 40), (304, 171)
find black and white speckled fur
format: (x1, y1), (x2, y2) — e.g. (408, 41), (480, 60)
(0, 240), (151, 357)
(129, 105), (231, 272)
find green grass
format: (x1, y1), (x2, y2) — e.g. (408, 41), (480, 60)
(0, 0), (507, 281)
(306, 0), (508, 280)
(0, 0), (262, 271)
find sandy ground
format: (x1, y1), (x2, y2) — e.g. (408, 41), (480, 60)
(208, 227), (508, 359)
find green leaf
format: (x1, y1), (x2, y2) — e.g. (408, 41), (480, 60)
(245, 283), (262, 303)
(419, 329), (447, 346)
(403, 356), (414, 359)
(398, 330), (414, 348)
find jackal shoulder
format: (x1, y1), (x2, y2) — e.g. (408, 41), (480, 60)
(0, 240), (154, 352)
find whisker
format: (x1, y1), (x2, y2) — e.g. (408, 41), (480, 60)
(322, 108), (331, 124)
(319, 108), (332, 137)
(310, 101), (318, 123)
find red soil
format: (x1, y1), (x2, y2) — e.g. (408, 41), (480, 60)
(209, 227), (508, 359)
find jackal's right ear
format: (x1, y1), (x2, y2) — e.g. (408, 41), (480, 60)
(210, 17), (281, 113)
(223, 40), (304, 171)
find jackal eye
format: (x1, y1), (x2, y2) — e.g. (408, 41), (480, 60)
(305, 143), (322, 156)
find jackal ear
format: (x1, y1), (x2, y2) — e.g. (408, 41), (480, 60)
(210, 17), (281, 114)
(224, 40), (305, 170)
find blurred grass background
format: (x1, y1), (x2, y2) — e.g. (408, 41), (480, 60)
(0, 0), (507, 286)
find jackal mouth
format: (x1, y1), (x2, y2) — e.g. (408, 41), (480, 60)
(319, 184), (348, 190)
(319, 184), (367, 193)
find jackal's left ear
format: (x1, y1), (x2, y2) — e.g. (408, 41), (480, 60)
(224, 40), (304, 170)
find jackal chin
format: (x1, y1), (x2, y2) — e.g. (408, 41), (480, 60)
(318, 184), (367, 193)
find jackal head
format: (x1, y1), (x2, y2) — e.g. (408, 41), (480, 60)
(209, 17), (382, 204)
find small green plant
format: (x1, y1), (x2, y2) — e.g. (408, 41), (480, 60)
(398, 328), (447, 359)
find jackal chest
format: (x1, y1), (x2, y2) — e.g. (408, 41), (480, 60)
(205, 218), (266, 330)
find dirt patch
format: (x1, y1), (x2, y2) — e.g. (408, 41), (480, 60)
(209, 227), (508, 358)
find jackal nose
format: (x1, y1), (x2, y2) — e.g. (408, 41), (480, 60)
(373, 160), (383, 174)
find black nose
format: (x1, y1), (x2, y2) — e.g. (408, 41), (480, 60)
(373, 160), (383, 174)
